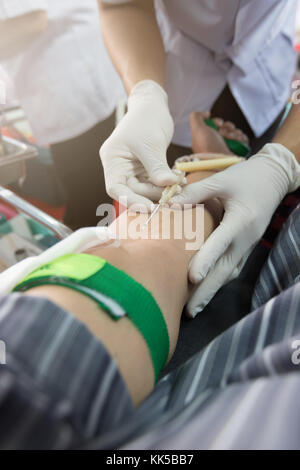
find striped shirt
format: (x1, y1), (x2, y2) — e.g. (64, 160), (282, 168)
(0, 205), (299, 449)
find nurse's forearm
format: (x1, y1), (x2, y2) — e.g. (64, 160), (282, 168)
(0, 11), (48, 60)
(98, 0), (166, 93)
(273, 104), (300, 164)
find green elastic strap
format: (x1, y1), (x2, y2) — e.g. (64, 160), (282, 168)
(205, 118), (251, 158)
(14, 253), (169, 381)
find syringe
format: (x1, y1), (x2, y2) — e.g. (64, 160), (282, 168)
(142, 183), (182, 229)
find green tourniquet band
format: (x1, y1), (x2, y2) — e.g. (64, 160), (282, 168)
(14, 254), (169, 381)
(205, 118), (250, 158)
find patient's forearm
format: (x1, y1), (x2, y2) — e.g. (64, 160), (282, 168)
(84, 170), (221, 354)
(25, 171), (221, 405)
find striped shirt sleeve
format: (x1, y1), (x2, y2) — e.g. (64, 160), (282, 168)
(0, 293), (134, 449)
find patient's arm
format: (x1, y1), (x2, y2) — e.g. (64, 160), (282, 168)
(25, 170), (222, 405)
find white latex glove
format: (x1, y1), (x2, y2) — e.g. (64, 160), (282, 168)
(171, 143), (300, 318)
(100, 80), (182, 211)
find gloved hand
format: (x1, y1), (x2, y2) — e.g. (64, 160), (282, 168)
(171, 143), (300, 318)
(100, 80), (182, 211)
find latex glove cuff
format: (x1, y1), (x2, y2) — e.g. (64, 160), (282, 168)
(251, 143), (300, 194)
(128, 80), (169, 108)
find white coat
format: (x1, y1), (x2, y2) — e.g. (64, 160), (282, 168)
(105, 0), (298, 147)
(0, 0), (125, 145)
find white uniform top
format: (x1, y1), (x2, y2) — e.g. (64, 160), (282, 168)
(104, 0), (297, 147)
(0, 0), (125, 145)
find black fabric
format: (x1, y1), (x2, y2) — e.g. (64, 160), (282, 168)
(162, 243), (269, 376)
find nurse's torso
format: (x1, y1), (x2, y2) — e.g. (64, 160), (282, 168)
(160, 0), (240, 54)
(156, 0), (297, 148)
(3, 0), (124, 146)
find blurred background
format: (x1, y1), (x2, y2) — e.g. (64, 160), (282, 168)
(0, 0), (126, 270)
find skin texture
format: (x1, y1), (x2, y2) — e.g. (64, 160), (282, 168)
(273, 103), (300, 164)
(98, 0), (165, 92)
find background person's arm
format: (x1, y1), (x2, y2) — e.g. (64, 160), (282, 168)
(99, 0), (165, 92)
(0, 10), (48, 60)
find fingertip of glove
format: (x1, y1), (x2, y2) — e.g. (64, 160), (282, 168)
(185, 304), (206, 319)
(189, 272), (203, 284)
(188, 258), (208, 284)
(173, 169), (187, 185)
(152, 171), (179, 187)
(185, 308), (198, 319)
